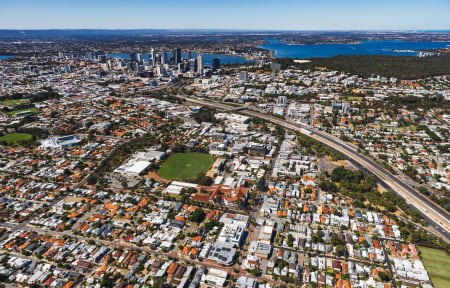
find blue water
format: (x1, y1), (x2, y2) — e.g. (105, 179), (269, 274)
(108, 52), (252, 64)
(0, 55), (14, 59)
(260, 39), (450, 59)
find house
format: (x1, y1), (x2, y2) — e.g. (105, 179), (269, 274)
(236, 276), (258, 288)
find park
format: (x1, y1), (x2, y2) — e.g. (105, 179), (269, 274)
(0, 133), (33, 145)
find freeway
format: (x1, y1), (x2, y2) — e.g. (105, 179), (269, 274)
(179, 95), (450, 243)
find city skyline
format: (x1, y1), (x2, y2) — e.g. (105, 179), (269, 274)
(0, 0), (449, 30)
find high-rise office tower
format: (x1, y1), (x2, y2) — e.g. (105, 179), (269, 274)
(212, 58), (220, 70)
(189, 58), (197, 72)
(151, 48), (156, 67)
(130, 52), (136, 61)
(197, 54), (203, 74)
(174, 48), (181, 65)
(136, 53), (142, 63)
(161, 50), (168, 65)
(187, 50), (192, 60)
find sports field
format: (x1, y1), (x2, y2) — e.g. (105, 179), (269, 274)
(158, 152), (215, 181)
(1, 99), (30, 107)
(419, 246), (450, 288)
(0, 133), (33, 145)
(7, 107), (41, 116)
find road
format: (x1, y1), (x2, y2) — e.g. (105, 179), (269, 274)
(178, 95), (450, 243)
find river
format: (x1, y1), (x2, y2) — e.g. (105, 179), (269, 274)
(259, 39), (450, 58)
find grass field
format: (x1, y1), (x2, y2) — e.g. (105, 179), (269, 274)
(1, 99), (30, 107)
(419, 246), (450, 288)
(7, 107), (41, 116)
(158, 152), (215, 181)
(0, 133), (33, 145)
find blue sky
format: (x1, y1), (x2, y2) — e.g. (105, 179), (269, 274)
(0, 0), (449, 30)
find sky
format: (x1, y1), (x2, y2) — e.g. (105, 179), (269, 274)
(0, 0), (449, 30)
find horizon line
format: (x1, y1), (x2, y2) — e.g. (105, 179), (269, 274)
(0, 28), (449, 32)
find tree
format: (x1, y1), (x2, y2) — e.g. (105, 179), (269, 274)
(277, 54), (450, 80)
(335, 244), (347, 257)
(99, 273), (114, 288)
(214, 195), (222, 204)
(418, 186), (429, 195)
(193, 172), (213, 186)
(63, 168), (72, 177)
(287, 234), (294, 247)
(152, 277), (165, 288)
(378, 271), (390, 282)
(189, 208), (206, 223)
(192, 107), (217, 124)
(319, 180), (338, 193)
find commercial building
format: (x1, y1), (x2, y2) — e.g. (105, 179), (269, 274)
(174, 48), (181, 65)
(212, 58), (220, 70)
(240, 71), (248, 80)
(40, 135), (82, 150)
(206, 243), (236, 266)
(216, 223), (245, 246)
(197, 54), (204, 74)
(114, 150), (165, 176)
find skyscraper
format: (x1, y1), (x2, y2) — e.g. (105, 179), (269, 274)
(174, 48), (181, 65)
(161, 50), (168, 65)
(212, 58), (220, 70)
(187, 50), (192, 60)
(197, 54), (203, 74)
(151, 48), (156, 67)
(189, 58), (197, 72)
